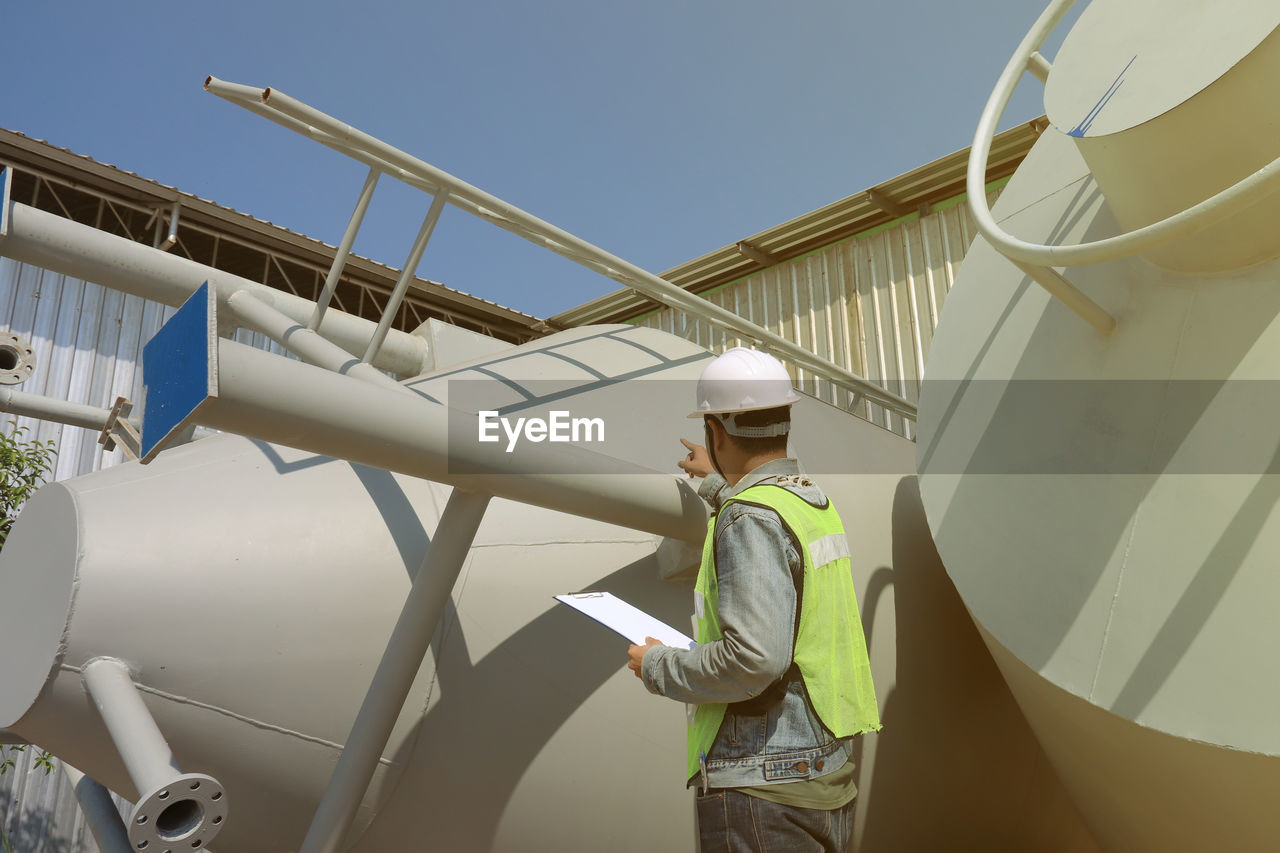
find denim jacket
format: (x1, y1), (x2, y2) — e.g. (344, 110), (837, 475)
(641, 458), (854, 788)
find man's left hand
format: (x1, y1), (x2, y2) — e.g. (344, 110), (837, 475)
(627, 637), (664, 680)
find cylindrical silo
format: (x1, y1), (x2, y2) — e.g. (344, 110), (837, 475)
(1, 321), (1097, 851)
(918, 1), (1280, 850)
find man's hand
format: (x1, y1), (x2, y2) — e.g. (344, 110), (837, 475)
(677, 438), (713, 479)
(627, 637), (664, 679)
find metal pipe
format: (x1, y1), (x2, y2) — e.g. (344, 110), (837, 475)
(203, 78), (917, 420)
(226, 289), (405, 392)
(1026, 50), (1052, 84)
(0, 387), (115, 431)
(363, 190), (448, 364)
(299, 489), (491, 853)
(81, 659), (182, 800)
(967, 0), (1280, 270)
(197, 338), (708, 543)
(62, 764), (132, 853)
(165, 201), (180, 251)
(0, 202), (431, 377)
(309, 165), (380, 332)
(153, 201), (181, 252)
(1, 167), (11, 238)
(80, 658), (228, 851)
(1011, 259), (1115, 335)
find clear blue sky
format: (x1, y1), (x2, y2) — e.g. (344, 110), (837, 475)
(3, 1), (1075, 319)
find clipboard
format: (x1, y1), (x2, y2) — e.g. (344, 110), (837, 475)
(554, 591), (697, 650)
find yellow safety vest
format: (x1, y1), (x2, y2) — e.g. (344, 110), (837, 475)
(686, 483), (881, 781)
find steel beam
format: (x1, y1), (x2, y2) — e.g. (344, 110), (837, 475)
(162, 336), (707, 542)
(310, 166), (380, 332)
(363, 190), (449, 364)
(62, 764), (133, 853)
(0, 387), (115, 431)
(204, 78), (918, 420)
(0, 202), (431, 377)
(226, 290), (405, 392)
(298, 489), (491, 853)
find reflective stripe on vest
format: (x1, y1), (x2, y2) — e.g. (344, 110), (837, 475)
(686, 483), (881, 781)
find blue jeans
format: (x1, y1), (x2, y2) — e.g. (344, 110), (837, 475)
(695, 788), (856, 853)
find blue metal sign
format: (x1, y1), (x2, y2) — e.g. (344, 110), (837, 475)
(140, 282), (218, 462)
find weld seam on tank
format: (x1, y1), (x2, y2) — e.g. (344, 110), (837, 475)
(62, 661), (400, 766)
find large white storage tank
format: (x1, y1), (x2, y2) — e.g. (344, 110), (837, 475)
(918, 0), (1280, 850)
(0, 315), (1098, 851)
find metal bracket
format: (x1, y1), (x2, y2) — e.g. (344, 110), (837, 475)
(735, 240), (780, 267)
(98, 397), (142, 461)
(866, 187), (911, 219)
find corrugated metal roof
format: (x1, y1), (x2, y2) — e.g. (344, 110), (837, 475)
(0, 129), (552, 341)
(549, 118), (1047, 328)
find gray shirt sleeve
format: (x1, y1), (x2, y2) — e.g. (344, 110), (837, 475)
(641, 503), (798, 704)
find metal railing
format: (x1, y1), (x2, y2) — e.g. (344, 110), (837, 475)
(967, 0), (1280, 335)
(204, 77), (917, 422)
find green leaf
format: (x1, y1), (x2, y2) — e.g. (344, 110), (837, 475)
(0, 422), (58, 554)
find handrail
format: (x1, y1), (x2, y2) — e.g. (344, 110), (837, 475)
(968, 0), (1280, 329)
(204, 77), (918, 421)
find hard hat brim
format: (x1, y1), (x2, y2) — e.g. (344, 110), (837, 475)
(686, 398), (799, 418)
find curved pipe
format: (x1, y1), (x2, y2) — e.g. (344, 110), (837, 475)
(967, 0), (1280, 269)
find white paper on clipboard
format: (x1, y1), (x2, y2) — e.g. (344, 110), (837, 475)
(555, 592), (697, 650)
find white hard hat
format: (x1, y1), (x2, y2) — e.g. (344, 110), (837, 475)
(688, 347), (800, 421)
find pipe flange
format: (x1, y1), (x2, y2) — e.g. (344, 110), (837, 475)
(0, 332), (35, 386)
(127, 773), (227, 852)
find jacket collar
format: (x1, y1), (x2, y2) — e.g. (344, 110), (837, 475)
(729, 457), (801, 497)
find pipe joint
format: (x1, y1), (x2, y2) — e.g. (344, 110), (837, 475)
(0, 331), (36, 386)
(129, 772), (227, 852)
(81, 658), (228, 851)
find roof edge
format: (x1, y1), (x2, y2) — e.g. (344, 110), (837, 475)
(549, 118), (1047, 328)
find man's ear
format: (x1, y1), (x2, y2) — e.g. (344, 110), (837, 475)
(703, 416), (724, 449)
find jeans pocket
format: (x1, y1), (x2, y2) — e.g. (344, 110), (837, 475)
(694, 790), (735, 853)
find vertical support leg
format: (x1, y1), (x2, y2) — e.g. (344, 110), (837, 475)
(299, 488), (491, 853)
(309, 165), (382, 332)
(0, 167), (11, 237)
(361, 190), (449, 365)
(62, 764), (132, 853)
(81, 659), (228, 851)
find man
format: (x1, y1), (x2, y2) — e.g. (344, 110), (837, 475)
(627, 347), (880, 853)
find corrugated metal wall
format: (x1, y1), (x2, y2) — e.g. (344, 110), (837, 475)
(633, 189), (999, 438)
(0, 256), (286, 478)
(0, 256), (286, 853)
(0, 747), (119, 853)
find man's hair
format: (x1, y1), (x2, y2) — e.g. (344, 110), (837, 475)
(719, 406), (791, 455)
